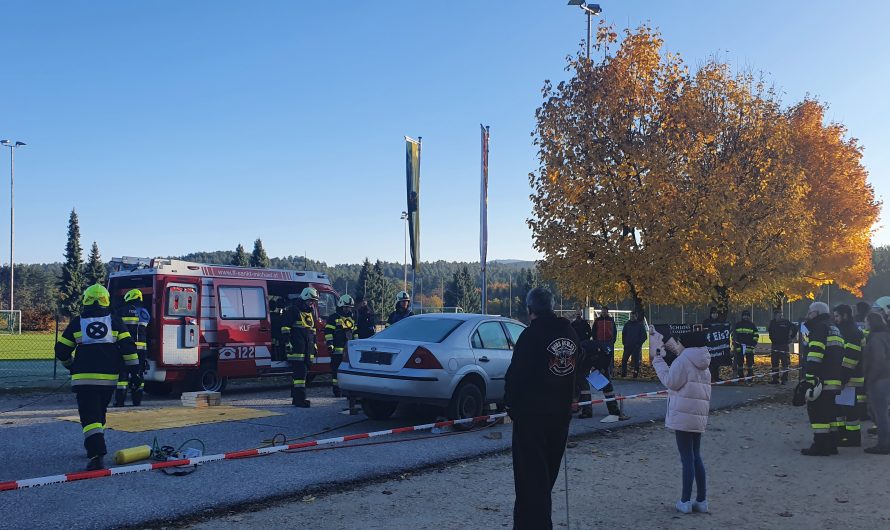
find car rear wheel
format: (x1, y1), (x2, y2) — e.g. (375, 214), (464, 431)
(196, 361), (228, 393)
(362, 399), (398, 420)
(446, 379), (484, 425)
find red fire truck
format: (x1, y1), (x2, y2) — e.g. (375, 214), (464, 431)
(108, 257), (341, 395)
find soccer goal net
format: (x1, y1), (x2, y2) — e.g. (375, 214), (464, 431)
(557, 309), (634, 331)
(0, 310), (22, 334)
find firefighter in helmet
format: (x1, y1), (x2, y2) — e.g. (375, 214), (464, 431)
(731, 310), (759, 382)
(113, 288), (151, 407)
(54, 284), (138, 470)
(325, 294), (358, 397)
(386, 291), (414, 327)
(799, 301), (846, 456)
(286, 287), (319, 408)
(833, 304), (865, 447)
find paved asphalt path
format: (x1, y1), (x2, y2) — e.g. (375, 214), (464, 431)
(0, 377), (788, 529)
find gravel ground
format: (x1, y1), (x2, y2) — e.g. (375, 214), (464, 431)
(0, 377), (785, 530)
(179, 398), (890, 530)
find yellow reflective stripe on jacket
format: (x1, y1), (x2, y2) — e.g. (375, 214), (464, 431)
(827, 336), (845, 347)
(73, 331), (83, 343)
(122, 353), (139, 362)
(807, 351), (824, 362)
(121, 316), (139, 323)
(117, 331), (132, 340)
(842, 357), (859, 368)
(811, 423), (831, 433)
(72, 373), (119, 381)
(845, 342), (862, 352)
(808, 340), (826, 350)
(58, 336), (76, 348)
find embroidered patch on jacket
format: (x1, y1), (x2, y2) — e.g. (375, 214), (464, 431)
(548, 338), (577, 376)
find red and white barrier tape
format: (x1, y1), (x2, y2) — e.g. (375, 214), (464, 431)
(0, 367), (800, 492)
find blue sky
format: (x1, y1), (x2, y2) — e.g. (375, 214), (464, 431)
(1, 0), (887, 265)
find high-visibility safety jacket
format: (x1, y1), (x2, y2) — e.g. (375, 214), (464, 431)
(55, 306), (138, 388)
(838, 319), (865, 388)
(731, 319), (759, 350)
(803, 313), (845, 391)
(284, 302), (317, 363)
(114, 302), (150, 354)
(325, 310), (358, 353)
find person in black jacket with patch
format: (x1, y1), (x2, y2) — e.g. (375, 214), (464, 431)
(55, 284), (138, 471)
(505, 287), (579, 530)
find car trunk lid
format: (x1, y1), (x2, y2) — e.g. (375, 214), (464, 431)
(347, 339), (427, 373)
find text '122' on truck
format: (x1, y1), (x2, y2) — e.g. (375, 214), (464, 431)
(108, 257), (341, 394)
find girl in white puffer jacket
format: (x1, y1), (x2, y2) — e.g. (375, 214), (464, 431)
(650, 328), (712, 514)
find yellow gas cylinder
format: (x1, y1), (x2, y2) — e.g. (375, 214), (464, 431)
(113, 445), (152, 465)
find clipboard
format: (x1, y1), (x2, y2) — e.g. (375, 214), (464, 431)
(586, 370), (610, 391)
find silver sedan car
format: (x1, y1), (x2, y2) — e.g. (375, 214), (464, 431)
(338, 313), (526, 420)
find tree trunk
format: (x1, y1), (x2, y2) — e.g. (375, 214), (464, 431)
(772, 292), (784, 313)
(626, 279), (644, 316)
(712, 285), (730, 320)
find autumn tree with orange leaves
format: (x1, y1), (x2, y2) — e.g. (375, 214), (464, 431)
(530, 23), (880, 314)
(783, 99), (880, 301)
(530, 25), (698, 313)
(676, 61), (812, 312)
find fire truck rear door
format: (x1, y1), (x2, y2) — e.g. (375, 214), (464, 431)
(160, 281), (200, 366)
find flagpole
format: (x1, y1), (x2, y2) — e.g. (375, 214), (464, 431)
(480, 125), (489, 315)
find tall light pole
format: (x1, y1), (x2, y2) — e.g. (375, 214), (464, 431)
(567, 1), (602, 60)
(400, 211), (408, 291)
(1, 140), (25, 316)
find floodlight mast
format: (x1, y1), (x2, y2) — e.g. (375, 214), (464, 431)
(567, 1), (602, 60)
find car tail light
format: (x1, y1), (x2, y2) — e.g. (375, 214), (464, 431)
(404, 346), (443, 370)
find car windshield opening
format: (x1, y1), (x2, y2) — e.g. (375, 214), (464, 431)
(373, 318), (464, 343)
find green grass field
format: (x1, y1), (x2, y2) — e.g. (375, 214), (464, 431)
(0, 332), (57, 360)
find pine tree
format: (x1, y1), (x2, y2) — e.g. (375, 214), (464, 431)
(355, 259), (372, 301)
(250, 238), (270, 268)
(515, 268), (538, 322)
(445, 266), (480, 313)
(366, 261), (388, 321)
(58, 209), (85, 317)
(232, 244), (250, 267)
(85, 242), (107, 286)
